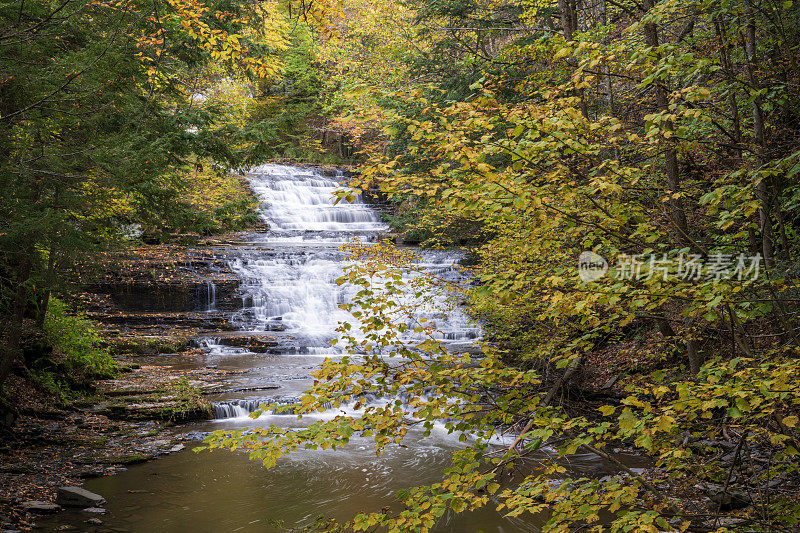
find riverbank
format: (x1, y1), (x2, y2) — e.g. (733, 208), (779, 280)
(0, 406), (185, 530)
(0, 236), (258, 530)
(0, 164), (375, 530)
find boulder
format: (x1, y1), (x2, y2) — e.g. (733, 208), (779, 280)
(56, 486), (106, 508)
(78, 468), (106, 479)
(21, 501), (61, 514)
(696, 483), (752, 511)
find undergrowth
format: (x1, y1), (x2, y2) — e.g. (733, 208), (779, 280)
(32, 298), (118, 403)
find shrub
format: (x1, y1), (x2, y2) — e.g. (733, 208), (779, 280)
(42, 298), (118, 381)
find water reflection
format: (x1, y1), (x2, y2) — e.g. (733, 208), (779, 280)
(76, 443), (542, 533)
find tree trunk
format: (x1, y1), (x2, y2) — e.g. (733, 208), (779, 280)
(0, 257), (33, 390)
(558, 0), (576, 39)
(36, 242), (58, 329)
(714, 17), (742, 160)
(742, 3), (774, 267)
(642, 0), (691, 249)
(687, 338), (702, 375)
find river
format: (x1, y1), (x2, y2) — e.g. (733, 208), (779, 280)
(43, 165), (627, 532)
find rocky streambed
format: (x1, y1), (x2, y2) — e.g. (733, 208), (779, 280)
(0, 242), (255, 530)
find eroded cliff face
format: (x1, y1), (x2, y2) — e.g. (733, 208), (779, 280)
(70, 244), (253, 423)
(78, 245), (242, 337)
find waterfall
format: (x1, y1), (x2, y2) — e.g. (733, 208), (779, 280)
(213, 399), (264, 419)
(206, 280), (216, 311)
(203, 164), (481, 420)
(223, 165), (480, 342)
(247, 164), (387, 239)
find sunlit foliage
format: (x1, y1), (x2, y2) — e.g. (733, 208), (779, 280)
(209, 0), (800, 530)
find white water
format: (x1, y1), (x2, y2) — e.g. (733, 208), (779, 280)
(223, 164), (480, 345)
(247, 164), (387, 240)
(198, 164), (482, 455)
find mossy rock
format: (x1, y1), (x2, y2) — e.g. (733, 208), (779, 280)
(101, 399), (212, 422)
(108, 336), (190, 355)
(102, 453), (154, 465)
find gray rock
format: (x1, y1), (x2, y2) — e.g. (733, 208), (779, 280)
(21, 501), (61, 514)
(169, 444), (185, 453)
(695, 483), (752, 510)
(56, 486), (106, 508)
(87, 518), (103, 525)
(78, 468), (105, 479)
(83, 507), (106, 514)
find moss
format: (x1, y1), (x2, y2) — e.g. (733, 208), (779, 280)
(108, 336), (190, 356)
(102, 453), (153, 465)
(156, 379), (213, 422)
(86, 436), (110, 448)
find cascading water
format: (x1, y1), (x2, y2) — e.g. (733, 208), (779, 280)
(58, 165), (605, 533)
(199, 165), (481, 422)
(203, 165), (473, 424)
(218, 164), (480, 352)
(205, 279), (216, 311)
(248, 164), (387, 239)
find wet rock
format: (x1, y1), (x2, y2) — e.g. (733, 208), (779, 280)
(102, 453), (153, 465)
(88, 278), (240, 313)
(83, 508), (106, 514)
(94, 312), (236, 332)
(56, 486), (106, 508)
(183, 430), (211, 441)
(169, 444), (185, 452)
(218, 335), (279, 353)
(100, 399), (213, 422)
(107, 336), (191, 356)
(696, 483), (752, 510)
(87, 518), (103, 525)
(77, 468), (106, 479)
(21, 501), (61, 514)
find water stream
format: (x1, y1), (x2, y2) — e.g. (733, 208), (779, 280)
(46, 165), (628, 532)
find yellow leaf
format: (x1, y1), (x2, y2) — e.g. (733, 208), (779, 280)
(598, 405), (615, 416)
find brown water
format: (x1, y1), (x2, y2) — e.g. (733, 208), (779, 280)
(78, 441), (543, 532)
(37, 436), (633, 533)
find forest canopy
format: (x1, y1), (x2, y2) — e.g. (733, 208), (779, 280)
(208, 0), (800, 530)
